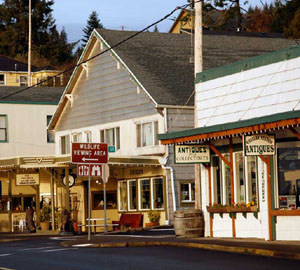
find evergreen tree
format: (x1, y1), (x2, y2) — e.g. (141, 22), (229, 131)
(82, 11), (103, 47)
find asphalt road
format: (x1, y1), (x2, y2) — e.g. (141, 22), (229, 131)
(0, 237), (299, 270)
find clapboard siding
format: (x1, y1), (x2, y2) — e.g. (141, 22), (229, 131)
(56, 40), (156, 131)
(196, 56), (300, 127)
(167, 108), (194, 132)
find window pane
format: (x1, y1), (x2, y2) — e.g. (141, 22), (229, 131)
(235, 153), (245, 203)
(136, 124), (141, 147)
(0, 129), (6, 141)
(0, 116), (6, 128)
(223, 154), (231, 205)
(86, 132), (91, 142)
(105, 128), (115, 146)
(247, 156), (257, 204)
(140, 179), (150, 209)
(20, 75), (28, 86)
(212, 156), (222, 204)
(154, 121), (159, 145)
(0, 74), (4, 84)
(191, 183), (195, 201)
(118, 181), (128, 211)
(277, 147), (300, 209)
(12, 197), (22, 211)
(47, 115), (54, 143)
(24, 196), (34, 210)
(116, 127), (120, 150)
(66, 135), (70, 153)
(181, 183), (190, 201)
(153, 178), (164, 209)
(142, 123), (153, 147)
(61, 136), (66, 154)
(93, 191), (117, 209)
(0, 198), (8, 212)
(128, 181), (137, 210)
(100, 130), (104, 143)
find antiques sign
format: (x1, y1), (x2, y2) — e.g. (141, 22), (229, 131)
(174, 145), (210, 164)
(16, 174), (39, 186)
(244, 134), (275, 156)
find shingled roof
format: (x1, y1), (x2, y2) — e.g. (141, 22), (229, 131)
(0, 87), (64, 103)
(0, 55), (40, 72)
(96, 29), (295, 106)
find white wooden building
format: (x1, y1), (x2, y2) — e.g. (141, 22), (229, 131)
(159, 45), (300, 241)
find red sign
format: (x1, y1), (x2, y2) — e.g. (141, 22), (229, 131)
(72, 143), (108, 164)
(77, 164), (102, 177)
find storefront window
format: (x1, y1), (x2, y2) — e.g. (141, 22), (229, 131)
(92, 191), (117, 210)
(152, 178), (164, 209)
(277, 147), (300, 209)
(12, 197), (22, 211)
(247, 156), (257, 204)
(212, 156), (222, 204)
(0, 198), (8, 212)
(235, 153), (245, 203)
(118, 181), (128, 211)
(128, 180), (137, 211)
(139, 179), (150, 210)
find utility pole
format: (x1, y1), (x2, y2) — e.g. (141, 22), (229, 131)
(194, 0), (203, 210)
(28, 0), (32, 87)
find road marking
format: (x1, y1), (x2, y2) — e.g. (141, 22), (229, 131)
(20, 246), (57, 251)
(0, 254), (11, 257)
(0, 267), (15, 270)
(72, 244), (94, 247)
(50, 237), (77, 241)
(98, 235), (175, 238)
(41, 248), (78, 253)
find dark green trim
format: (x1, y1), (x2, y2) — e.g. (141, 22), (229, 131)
(196, 45), (300, 84)
(158, 109), (300, 141)
(0, 101), (58, 105)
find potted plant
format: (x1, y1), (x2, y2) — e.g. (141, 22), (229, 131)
(146, 210), (160, 227)
(40, 204), (51, 231)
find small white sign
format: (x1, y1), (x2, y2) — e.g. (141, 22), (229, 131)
(77, 164), (102, 177)
(244, 134), (275, 156)
(16, 174), (39, 186)
(174, 145), (210, 164)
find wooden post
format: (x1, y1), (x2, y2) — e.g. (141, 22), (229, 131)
(36, 172), (40, 227)
(194, 0), (203, 211)
(50, 169), (55, 231)
(229, 139), (236, 238)
(8, 171), (12, 232)
(65, 167), (70, 211)
(203, 164), (213, 237)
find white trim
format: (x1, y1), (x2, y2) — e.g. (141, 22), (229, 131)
(127, 179), (137, 211)
(138, 178), (151, 211)
(151, 177), (164, 210)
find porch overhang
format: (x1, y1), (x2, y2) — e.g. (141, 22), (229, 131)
(158, 110), (300, 145)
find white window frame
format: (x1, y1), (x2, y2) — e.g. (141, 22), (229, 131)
(180, 182), (195, 203)
(138, 178), (151, 210)
(99, 127), (120, 150)
(60, 135), (70, 155)
(84, 131), (92, 143)
(0, 74), (6, 85)
(151, 177), (164, 210)
(0, 115), (8, 142)
(19, 75), (28, 86)
(72, 133), (82, 143)
(127, 179), (137, 211)
(136, 120), (159, 148)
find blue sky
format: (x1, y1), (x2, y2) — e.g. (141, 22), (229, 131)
(52, 0), (275, 44)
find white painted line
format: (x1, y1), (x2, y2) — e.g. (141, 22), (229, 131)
(42, 248), (78, 253)
(72, 244), (94, 247)
(50, 237), (77, 241)
(0, 254), (11, 257)
(0, 267), (15, 270)
(20, 246), (57, 251)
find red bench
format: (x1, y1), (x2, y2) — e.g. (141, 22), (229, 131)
(112, 213), (143, 230)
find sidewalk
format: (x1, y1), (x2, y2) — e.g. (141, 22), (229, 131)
(60, 230), (300, 261)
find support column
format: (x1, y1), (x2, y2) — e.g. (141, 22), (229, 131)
(203, 164), (213, 237)
(8, 171), (12, 232)
(229, 139), (236, 238)
(36, 174), (40, 228)
(65, 167), (70, 211)
(50, 169), (55, 231)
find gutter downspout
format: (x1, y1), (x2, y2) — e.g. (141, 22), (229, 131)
(160, 108), (177, 225)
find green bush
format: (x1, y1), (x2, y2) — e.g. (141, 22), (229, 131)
(40, 204), (51, 222)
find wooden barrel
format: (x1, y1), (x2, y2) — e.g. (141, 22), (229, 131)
(174, 209), (204, 238)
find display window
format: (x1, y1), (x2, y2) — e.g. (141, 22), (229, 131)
(152, 178), (164, 209)
(128, 180), (137, 211)
(118, 181), (128, 211)
(92, 191), (117, 210)
(139, 179), (150, 210)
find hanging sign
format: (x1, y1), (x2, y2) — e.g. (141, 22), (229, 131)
(16, 174), (39, 186)
(174, 145), (210, 164)
(244, 134), (275, 156)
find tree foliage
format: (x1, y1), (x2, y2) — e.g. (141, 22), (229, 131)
(0, 0), (77, 68)
(82, 11), (103, 47)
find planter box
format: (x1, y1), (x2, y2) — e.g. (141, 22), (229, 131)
(230, 206), (257, 212)
(207, 206), (257, 213)
(206, 206), (231, 213)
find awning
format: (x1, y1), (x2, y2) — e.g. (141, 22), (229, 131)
(158, 110), (300, 145)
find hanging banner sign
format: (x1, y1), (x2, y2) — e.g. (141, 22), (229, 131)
(174, 145), (210, 164)
(16, 174), (39, 186)
(244, 134), (275, 156)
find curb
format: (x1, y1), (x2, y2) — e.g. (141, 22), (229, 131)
(0, 238), (25, 243)
(61, 240), (300, 261)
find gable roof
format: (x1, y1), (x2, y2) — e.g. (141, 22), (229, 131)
(0, 55), (40, 72)
(0, 86), (64, 104)
(95, 29), (295, 107)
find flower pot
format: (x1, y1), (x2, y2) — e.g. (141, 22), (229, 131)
(145, 222), (159, 227)
(40, 221), (50, 231)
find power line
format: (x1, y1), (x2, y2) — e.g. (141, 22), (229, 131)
(0, 1), (202, 101)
